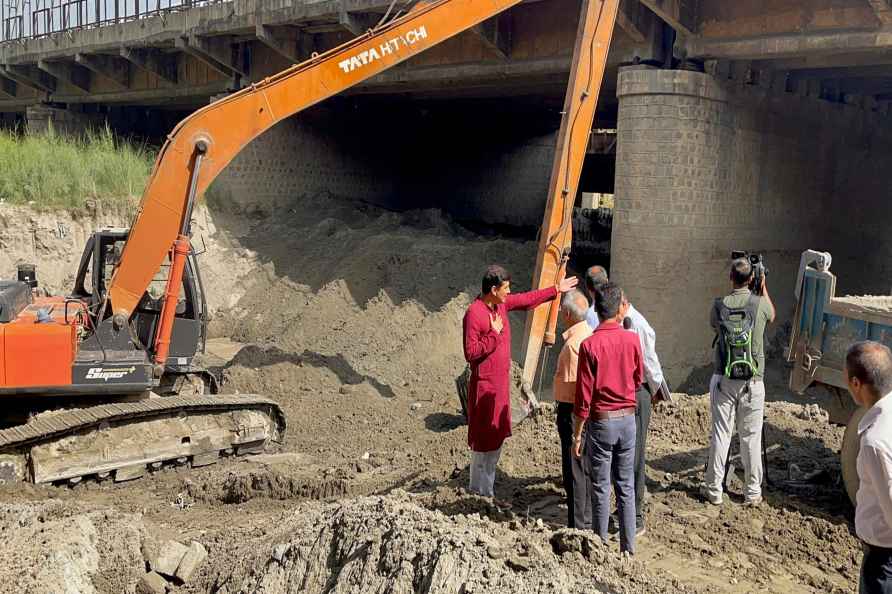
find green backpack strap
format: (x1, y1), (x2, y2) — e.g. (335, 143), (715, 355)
(711, 297), (724, 349)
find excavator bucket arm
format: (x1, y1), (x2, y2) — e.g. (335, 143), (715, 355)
(520, 0), (620, 390)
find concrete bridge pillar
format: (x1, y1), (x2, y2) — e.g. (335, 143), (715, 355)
(611, 66), (836, 388)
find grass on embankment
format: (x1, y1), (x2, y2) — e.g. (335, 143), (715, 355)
(0, 127), (154, 209)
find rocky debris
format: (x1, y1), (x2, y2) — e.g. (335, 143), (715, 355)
(796, 403), (830, 422)
(0, 501), (145, 594)
(176, 541), (209, 583)
(137, 571), (168, 594)
(140, 538), (209, 590)
(148, 540), (189, 578)
(549, 529), (605, 563)
(185, 466), (351, 504)
(271, 544), (290, 563)
(209, 493), (698, 594)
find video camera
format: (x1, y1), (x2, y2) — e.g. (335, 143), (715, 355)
(731, 251), (768, 295)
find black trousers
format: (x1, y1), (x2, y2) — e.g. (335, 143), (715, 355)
(861, 544), (892, 594)
(634, 386), (652, 523)
(556, 402), (593, 529)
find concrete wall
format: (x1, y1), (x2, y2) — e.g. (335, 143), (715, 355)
(209, 105), (398, 215)
(25, 105), (100, 136)
(211, 102), (559, 228)
(611, 66), (892, 388)
(823, 119), (892, 295)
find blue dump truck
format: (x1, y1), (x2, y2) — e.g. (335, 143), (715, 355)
(787, 250), (892, 503)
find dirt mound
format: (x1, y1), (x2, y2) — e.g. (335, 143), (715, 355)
(0, 201), (133, 293)
(211, 191), (545, 409)
(0, 500), (145, 594)
(185, 464), (352, 504)
(207, 492), (700, 594)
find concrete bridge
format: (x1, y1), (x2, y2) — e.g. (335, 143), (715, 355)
(3, 0), (892, 385)
(0, 0), (662, 132)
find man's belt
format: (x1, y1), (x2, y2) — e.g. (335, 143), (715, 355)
(592, 407), (636, 420)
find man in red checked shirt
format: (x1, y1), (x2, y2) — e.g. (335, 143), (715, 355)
(463, 264), (578, 500)
(573, 282), (644, 554)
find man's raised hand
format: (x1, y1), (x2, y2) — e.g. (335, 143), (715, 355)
(557, 276), (579, 293)
(490, 313), (504, 334)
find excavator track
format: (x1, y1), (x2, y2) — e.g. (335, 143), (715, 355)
(0, 395), (286, 485)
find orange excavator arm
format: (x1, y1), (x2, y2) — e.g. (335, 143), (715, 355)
(520, 0), (619, 391)
(107, 0), (529, 322)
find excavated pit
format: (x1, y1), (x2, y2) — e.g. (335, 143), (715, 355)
(0, 192), (867, 593)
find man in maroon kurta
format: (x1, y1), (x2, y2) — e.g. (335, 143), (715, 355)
(462, 264), (578, 499)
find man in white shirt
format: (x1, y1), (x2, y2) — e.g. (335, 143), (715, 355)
(846, 340), (892, 594)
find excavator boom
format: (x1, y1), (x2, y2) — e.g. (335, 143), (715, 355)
(521, 0), (619, 390)
(109, 0), (526, 319)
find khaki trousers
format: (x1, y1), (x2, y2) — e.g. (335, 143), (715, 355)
(704, 374), (765, 502)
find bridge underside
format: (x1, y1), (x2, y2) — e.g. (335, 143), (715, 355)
(0, 0), (663, 130)
(2, 0), (892, 386)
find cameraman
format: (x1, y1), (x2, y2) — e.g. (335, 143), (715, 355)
(701, 257), (775, 507)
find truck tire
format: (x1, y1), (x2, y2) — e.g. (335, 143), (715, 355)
(842, 406), (867, 505)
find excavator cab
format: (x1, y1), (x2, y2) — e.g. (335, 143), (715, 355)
(70, 228), (209, 368)
(0, 229), (209, 397)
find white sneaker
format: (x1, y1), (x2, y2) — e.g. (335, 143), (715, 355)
(743, 495), (763, 507)
(699, 485), (723, 506)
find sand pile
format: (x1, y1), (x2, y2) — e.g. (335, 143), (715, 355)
(834, 294), (892, 314)
(210, 191), (543, 406)
(206, 191), (560, 465)
(207, 492), (698, 594)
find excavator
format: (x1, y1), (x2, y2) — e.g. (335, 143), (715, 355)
(0, 0), (618, 485)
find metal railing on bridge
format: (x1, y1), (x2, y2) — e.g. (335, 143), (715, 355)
(1, 0), (227, 44)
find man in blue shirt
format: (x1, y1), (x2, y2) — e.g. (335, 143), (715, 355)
(583, 266), (668, 535)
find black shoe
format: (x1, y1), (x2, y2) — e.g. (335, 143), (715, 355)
(609, 513), (645, 537)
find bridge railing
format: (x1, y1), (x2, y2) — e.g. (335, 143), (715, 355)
(1, 0), (228, 44)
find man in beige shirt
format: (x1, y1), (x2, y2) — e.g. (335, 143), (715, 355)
(554, 289), (594, 528)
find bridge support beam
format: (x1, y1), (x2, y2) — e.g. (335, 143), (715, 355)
(337, 7), (377, 36)
(37, 59), (91, 93)
(0, 76), (17, 99)
(175, 35), (245, 78)
(470, 15), (511, 60)
(119, 48), (177, 86)
(1, 65), (54, 95)
(75, 53), (129, 90)
(255, 24), (303, 64)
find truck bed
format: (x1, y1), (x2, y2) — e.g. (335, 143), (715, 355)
(789, 265), (892, 407)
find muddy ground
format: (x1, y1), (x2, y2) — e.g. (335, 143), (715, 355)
(0, 194), (861, 593)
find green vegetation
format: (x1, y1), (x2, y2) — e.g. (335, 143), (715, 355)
(0, 126), (154, 208)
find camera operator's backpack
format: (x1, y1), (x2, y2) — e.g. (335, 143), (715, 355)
(713, 295), (760, 381)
